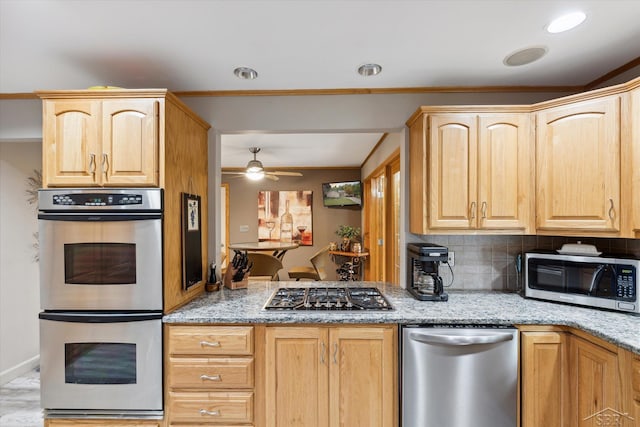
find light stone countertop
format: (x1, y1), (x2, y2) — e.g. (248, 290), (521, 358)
(164, 281), (640, 354)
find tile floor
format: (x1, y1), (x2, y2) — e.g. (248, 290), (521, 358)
(0, 369), (43, 427)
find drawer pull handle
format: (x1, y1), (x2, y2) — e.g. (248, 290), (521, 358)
(320, 342), (326, 364)
(481, 201), (487, 219)
(199, 409), (220, 417)
(470, 202), (476, 220)
(200, 340), (221, 347)
(333, 343), (338, 364)
(200, 374), (221, 381)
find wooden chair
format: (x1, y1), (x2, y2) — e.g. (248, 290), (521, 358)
(287, 245), (330, 281)
(246, 252), (283, 281)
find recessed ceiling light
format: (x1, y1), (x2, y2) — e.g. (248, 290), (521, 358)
(357, 63), (382, 77)
(503, 46), (548, 67)
(546, 11), (586, 33)
(233, 67), (258, 80)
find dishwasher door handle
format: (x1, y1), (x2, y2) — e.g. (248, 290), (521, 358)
(408, 331), (514, 346)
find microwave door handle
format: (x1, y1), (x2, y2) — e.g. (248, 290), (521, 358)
(589, 265), (606, 295)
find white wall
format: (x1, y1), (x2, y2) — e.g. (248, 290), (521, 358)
(0, 141), (41, 384)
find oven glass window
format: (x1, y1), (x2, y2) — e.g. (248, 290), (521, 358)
(65, 343), (136, 384)
(64, 243), (136, 284)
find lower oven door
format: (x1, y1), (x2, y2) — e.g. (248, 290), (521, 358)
(39, 312), (163, 417)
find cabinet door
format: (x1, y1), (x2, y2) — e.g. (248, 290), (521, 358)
(570, 336), (621, 427)
(521, 332), (569, 427)
(102, 99), (158, 186)
(265, 327), (329, 427)
(43, 100), (101, 187)
(478, 113), (533, 231)
(428, 114), (478, 229)
(630, 88), (640, 237)
(328, 327), (395, 427)
(536, 96), (621, 233)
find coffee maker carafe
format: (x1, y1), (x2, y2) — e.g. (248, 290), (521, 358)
(407, 243), (449, 301)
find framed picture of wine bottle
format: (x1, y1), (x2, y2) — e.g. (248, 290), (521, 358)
(257, 190), (313, 246)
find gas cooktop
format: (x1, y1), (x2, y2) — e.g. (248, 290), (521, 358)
(264, 287), (393, 311)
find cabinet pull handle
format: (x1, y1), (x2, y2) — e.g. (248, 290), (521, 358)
(199, 409), (220, 417)
(608, 198), (615, 220)
(470, 202), (476, 220)
(200, 374), (221, 381)
(200, 340), (221, 347)
(101, 153), (109, 176)
(88, 153), (96, 177)
(481, 201), (487, 219)
(320, 342), (326, 364)
(333, 343), (338, 364)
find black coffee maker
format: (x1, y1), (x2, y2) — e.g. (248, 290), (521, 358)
(407, 243), (449, 301)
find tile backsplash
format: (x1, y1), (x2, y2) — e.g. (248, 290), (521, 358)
(414, 235), (640, 292)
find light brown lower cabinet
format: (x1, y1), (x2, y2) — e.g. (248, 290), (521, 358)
(45, 421), (160, 427)
(166, 325), (256, 427)
(520, 327), (636, 427)
(521, 331), (570, 427)
(264, 325), (397, 427)
(570, 336), (621, 427)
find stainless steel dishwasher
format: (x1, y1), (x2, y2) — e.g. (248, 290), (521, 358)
(402, 326), (518, 427)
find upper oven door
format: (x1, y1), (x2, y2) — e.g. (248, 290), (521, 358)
(39, 213), (162, 311)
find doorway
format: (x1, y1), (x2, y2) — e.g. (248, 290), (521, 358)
(363, 150), (400, 284)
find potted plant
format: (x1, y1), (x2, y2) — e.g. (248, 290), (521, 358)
(336, 225), (361, 252)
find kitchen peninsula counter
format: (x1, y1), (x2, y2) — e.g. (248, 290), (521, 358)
(163, 281), (640, 354)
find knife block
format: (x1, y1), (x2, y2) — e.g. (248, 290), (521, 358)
(223, 267), (249, 290)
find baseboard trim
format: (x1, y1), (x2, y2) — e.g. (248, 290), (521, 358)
(0, 354), (39, 385)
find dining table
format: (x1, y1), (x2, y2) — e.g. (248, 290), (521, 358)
(228, 241), (300, 260)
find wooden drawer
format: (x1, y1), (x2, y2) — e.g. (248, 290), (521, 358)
(169, 357), (254, 389)
(168, 391), (253, 424)
(168, 326), (254, 356)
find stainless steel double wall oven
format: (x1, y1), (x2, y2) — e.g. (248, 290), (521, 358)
(38, 188), (164, 418)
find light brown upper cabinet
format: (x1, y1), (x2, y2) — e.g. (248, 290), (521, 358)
(408, 109), (534, 234)
(41, 96), (159, 187)
(629, 87), (640, 238)
(536, 96), (622, 235)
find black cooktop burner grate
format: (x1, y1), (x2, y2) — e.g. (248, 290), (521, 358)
(264, 287), (393, 311)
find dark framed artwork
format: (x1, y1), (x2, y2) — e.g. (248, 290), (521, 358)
(258, 190), (313, 245)
(181, 193), (202, 289)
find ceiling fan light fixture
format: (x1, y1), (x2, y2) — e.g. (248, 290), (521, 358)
(234, 67), (259, 80)
(246, 159), (264, 173)
(357, 63), (382, 77)
(546, 11), (586, 33)
(246, 170), (265, 180)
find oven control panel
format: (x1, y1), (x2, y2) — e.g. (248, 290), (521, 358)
(52, 193), (143, 206)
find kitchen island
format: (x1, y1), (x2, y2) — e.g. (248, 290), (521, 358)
(164, 280), (639, 353)
(162, 281), (640, 427)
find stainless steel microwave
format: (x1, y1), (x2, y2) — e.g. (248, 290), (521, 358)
(525, 252), (639, 314)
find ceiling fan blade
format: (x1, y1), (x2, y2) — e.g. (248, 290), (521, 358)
(222, 171), (245, 175)
(264, 174), (280, 181)
(270, 171), (303, 176)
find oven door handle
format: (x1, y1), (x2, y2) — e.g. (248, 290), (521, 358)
(38, 213), (162, 221)
(39, 312), (163, 323)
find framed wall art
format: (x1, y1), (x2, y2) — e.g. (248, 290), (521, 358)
(258, 190), (313, 245)
(181, 192), (203, 289)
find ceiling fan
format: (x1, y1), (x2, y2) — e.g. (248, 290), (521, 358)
(222, 147), (303, 181)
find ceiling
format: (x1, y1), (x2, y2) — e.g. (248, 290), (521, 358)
(2, 0), (639, 168)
